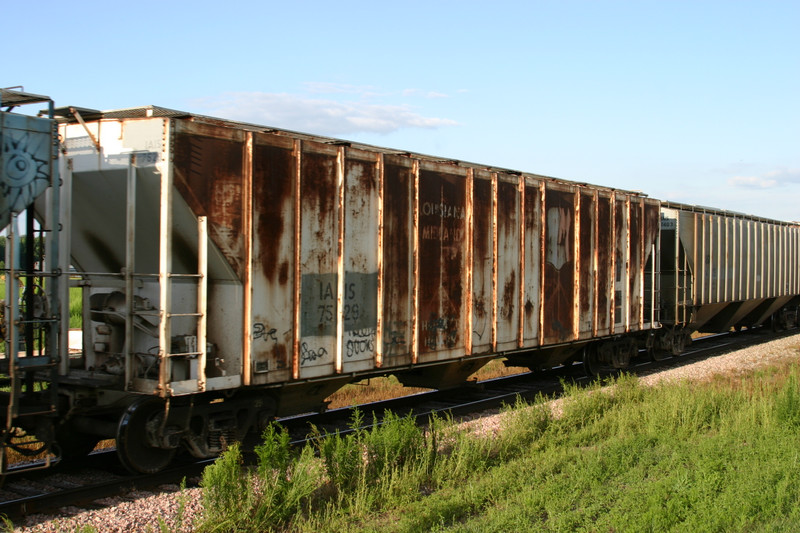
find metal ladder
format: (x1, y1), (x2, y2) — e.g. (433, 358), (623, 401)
(0, 91), (63, 473)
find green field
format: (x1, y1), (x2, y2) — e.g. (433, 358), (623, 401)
(0, 277), (82, 330)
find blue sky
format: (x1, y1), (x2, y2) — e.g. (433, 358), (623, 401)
(7, 0), (799, 221)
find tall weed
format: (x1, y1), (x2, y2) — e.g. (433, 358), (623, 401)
(775, 367), (800, 427)
(199, 443), (251, 531)
(497, 394), (551, 457)
(198, 426), (319, 532)
(317, 408), (431, 504)
(252, 425), (318, 526)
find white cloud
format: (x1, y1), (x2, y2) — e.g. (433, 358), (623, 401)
(402, 88), (450, 99)
(727, 176), (778, 188)
(302, 82), (379, 97)
(194, 91), (458, 136)
(727, 168), (800, 189)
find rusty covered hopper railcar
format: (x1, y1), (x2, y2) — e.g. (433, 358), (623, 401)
(57, 107), (662, 399)
(1, 105), (664, 472)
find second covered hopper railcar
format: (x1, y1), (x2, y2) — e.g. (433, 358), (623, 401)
(658, 203), (800, 354)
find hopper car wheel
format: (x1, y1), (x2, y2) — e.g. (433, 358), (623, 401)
(583, 345), (601, 377)
(116, 398), (176, 474)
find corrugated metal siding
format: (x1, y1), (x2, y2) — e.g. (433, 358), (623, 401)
(578, 191), (596, 339)
(251, 133), (295, 383)
(542, 186), (576, 344)
(381, 155), (415, 367)
(166, 118), (667, 387)
(296, 142), (340, 379)
(522, 177), (543, 346)
(596, 194), (613, 336)
(341, 148), (380, 374)
(495, 176), (520, 350)
(664, 203), (800, 332)
(471, 170), (494, 353)
(173, 122), (246, 280)
(417, 162), (469, 361)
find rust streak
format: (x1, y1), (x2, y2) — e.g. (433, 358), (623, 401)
(592, 190), (599, 337)
(492, 173), (498, 351)
(518, 176), (525, 348)
(538, 181), (546, 346)
(243, 132), (253, 386)
(376, 153), (385, 368)
(465, 168), (474, 355)
(292, 140), (302, 380)
(411, 159), (419, 364)
(573, 189), (580, 341)
(335, 146), (346, 374)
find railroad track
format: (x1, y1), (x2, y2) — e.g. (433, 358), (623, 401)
(3, 327), (796, 522)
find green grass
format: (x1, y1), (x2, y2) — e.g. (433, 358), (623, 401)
(68, 285), (81, 328)
(193, 358), (800, 532)
(326, 360), (524, 409)
(0, 276), (82, 329)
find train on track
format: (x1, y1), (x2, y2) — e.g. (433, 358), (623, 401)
(1, 88), (798, 474)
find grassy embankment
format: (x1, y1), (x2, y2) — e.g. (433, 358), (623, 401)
(192, 352), (800, 532)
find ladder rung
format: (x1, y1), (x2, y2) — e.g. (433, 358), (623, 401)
(15, 358), (57, 370)
(15, 405), (55, 417)
(16, 318), (60, 325)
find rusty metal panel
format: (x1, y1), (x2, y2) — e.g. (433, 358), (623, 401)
(793, 226), (797, 295)
(613, 198), (627, 333)
(792, 227), (798, 294)
(297, 141), (340, 379)
(793, 226), (799, 294)
(628, 198), (642, 329)
(496, 175), (520, 350)
(542, 185), (576, 344)
(643, 200), (660, 325)
(173, 122), (246, 280)
(417, 162), (468, 361)
(596, 193), (613, 336)
(250, 133), (296, 384)
(341, 148), (380, 373)
(578, 191), (595, 339)
(471, 170), (494, 353)
(752, 219), (759, 300)
(716, 215), (724, 302)
(522, 177), (542, 346)
(381, 154), (415, 367)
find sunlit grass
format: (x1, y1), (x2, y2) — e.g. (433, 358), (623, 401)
(325, 359), (525, 409)
(193, 356), (800, 532)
